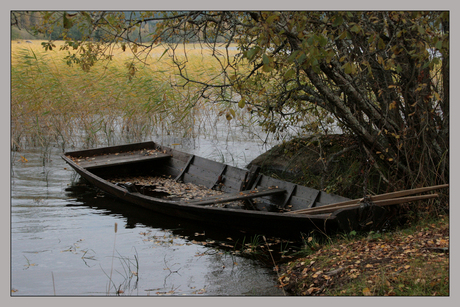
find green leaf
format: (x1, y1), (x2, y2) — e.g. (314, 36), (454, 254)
(287, 50), (299, 63)
(263, 54), (270, 65)
(238, 98), (246, 109)
(318, 35), (327, 47)
(342, 62), (352, 74)
(246, 47), (260, 61)
(262, 64), (273, 72)
(332, 15), (343, 27)
(350, 24), (361, 33)
(266, 14), (279, 24)
(435, 40), (443, 50)
(158, 48), (169, 60)
(378, 38), (385, 50)
(284, 68), (296, 80)
(338, 31), (348, 40)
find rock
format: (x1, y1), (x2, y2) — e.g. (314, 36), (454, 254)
(247, 134), (362, 198)
(248, 134), (357, 175)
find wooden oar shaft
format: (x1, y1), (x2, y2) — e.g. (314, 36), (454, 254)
(289, 184), (448, 214)
(364, 184), (448, 202)
(290, 194), (439, 215)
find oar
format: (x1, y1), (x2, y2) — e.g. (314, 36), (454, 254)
(288, 184), (448, 215)
(290, 194), (439, 215)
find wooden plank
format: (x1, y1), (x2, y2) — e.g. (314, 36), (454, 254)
(157, 165), (181, 178)
(182, 188), (286, 206)
(65, 141), (157, 157)
(175, 154), (194, 182)
(220, 178), (243, 193)
(209, 164), (227, 189)
(183, 173), (215, 189)
(225, 166), (248, 182)
(192, 156), (227, 173)
(281, 185), (297, 209)
(240, 165), (261, 191)
(79, 152), (171, 169)
(307, 190), (321, 209)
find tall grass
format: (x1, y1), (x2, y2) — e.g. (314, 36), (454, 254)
(11, 40), (250, 151)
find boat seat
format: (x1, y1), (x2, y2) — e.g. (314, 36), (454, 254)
(182, 187), (286, 206)
(75, 151), (171, 169)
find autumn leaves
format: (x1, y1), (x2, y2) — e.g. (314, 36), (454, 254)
(278, 217), (449, 296)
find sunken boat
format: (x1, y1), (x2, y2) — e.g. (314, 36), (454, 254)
(62, 141), (446, 238)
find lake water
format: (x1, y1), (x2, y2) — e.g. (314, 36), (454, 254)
(10, 133), (291, 296)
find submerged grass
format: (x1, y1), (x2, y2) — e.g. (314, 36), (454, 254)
(11, 40), (247, 150)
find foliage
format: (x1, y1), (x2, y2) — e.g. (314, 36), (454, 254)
(25, 11), (449, 194)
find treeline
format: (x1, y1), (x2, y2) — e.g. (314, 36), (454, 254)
(12, 11), (104, 41)
(11, 11), (229, 43)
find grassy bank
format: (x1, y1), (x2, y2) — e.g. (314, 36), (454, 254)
(277, 215), (449, 296)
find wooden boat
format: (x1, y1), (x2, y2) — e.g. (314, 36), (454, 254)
(61, 141), (442, 238)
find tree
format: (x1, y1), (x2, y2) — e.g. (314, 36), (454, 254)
(35, 11), (449, 194)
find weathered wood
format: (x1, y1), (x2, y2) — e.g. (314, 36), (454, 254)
(175, 154), (194, 182)
(210, 164), (227, 189)
(63, 141), (405, 237)
(183, 173), (215, 189)
(182, 188), (286, 206)
(78, 152), (171, 169)
(289, 184), (449, 214)
(65, 141), (157, 157)
(281, 185), (296, 209)
(192, 155), (226, 173)
(241, 165), (261, 191)
(290, 193), (439, 215)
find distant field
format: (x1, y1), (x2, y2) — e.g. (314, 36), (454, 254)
(11, 40), (243, 149)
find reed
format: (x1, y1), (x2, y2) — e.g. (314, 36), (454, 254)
(11, 40), (247, 150)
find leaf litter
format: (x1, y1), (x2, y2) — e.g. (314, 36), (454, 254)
(277, 216), (449, 296)
(108, 175), (228, 204)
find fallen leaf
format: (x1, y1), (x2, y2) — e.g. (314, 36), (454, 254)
(363, 287), (372, 296)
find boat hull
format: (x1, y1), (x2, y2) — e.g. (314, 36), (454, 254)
(62, 141), (377, 237)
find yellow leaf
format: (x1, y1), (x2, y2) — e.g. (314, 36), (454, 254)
(363, 287), (372, 296)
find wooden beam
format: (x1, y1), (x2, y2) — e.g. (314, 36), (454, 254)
(281, 185), (296, 209)
(175, 154), (194, 182)
(182, 188), (286, 206)
(81, 153), (171, 169)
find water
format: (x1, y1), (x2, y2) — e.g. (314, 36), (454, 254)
(10, 136), (288, 296)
